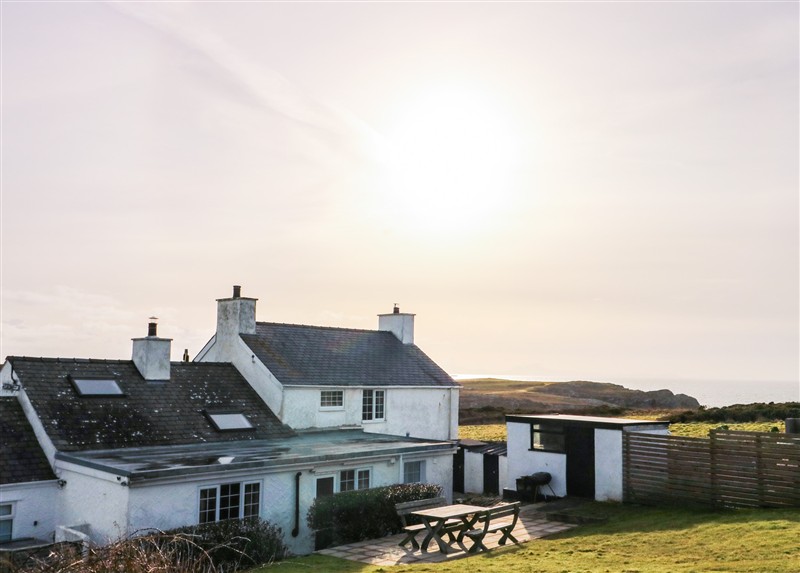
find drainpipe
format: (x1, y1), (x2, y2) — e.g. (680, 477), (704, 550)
(292, 472), (302, 537)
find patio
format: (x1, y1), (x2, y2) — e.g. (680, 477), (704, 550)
(315, 502), (579, 566)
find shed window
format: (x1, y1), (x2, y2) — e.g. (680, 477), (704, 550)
(320, 390), (343, 409)
(0, 503), (12, 543)
(530, 424), (566, 453)
(362, 390), (385, 421)
(70, 376), (123, 397)
(206, 413), (253, 431)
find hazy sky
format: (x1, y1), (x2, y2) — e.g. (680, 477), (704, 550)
(2, 1), (798, 388)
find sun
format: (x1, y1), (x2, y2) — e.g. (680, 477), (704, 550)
(379, 87), (521, 236)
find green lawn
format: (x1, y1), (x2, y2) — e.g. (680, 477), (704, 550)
(256, 504), (800, 573)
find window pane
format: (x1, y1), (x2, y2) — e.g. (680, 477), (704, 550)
(374, 390), (385, 420)
(404, 461), (422, 484)
(320, 391), (343, 408)
(0, 519), (11, 543)
(199, 488), (217, 524)
(219, 483), (241, 521)
(243, 483), (260, 518)
(316, 476), (335, 498)
(362, 391), (373, 421)
(208, 413), (253, 431)
(72, 378), (123, 396)
(0, 505), (11, 517)
(357, 469), (370, 490)
(340, 470), (355, 492)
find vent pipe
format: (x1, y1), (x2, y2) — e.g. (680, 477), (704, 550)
(233, 285), (242, 298)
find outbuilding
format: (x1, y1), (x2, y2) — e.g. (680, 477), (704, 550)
(506, 414), (669, 502)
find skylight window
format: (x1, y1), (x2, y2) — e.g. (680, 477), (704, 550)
(206, 413), (254, 431)
(70, 376), (124, 397)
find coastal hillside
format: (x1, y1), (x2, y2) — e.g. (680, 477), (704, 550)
(459, 378), (700, 424)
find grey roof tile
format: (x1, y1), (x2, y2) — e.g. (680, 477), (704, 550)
(0, 397), (56, 484)
(7, 358), (295, 453)
(241, 322), (458, 388)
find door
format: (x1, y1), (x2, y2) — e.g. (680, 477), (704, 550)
(483, 453), (499, 495)
(453, 447), (465, 493)
(565, 426), (595, 498)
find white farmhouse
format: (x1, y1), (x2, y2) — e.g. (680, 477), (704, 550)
(0, 288), (459, 556)
(195, 286), (460, 442)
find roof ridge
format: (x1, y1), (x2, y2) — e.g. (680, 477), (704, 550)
(254, 321), (382, 334)
(7, 356), (131, 364)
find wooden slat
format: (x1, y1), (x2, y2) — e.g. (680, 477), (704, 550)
(623, 431), (800, 509)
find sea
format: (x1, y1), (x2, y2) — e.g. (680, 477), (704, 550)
(453, 374), (799, 408)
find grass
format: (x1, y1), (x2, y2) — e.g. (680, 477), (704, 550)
(255, 504), (800, 573)
(459, 421), (787, 442)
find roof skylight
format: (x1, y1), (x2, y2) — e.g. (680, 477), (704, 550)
(70, 376), (124, 397)
(206, 413), (254, 431)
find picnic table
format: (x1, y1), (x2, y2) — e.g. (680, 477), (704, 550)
(410, 503), (487, 553)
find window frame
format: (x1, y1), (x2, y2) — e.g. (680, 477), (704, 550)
(0, 503), (13, 543)
(361, 389), (386, 422)
(69, 375), (124, 397)
(198, 480), (261, 524)
(530, 423), (566, 453)
(339, 468), (371, 492)
(403, 460), (426, 484)
(319, 390), (344, 410)
(204, 411), (254, 431)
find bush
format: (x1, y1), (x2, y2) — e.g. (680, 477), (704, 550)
(162, 518), (288, 571)
(307, 483), (442, 548)
(669, 402), (800, 424)
(12, 519), (287, 573)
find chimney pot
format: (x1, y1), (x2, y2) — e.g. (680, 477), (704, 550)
(393, 304), (400, 314)
(148, 322), (158, 337)
(233, 285), (241, 298)
(183, 349), (190, 362)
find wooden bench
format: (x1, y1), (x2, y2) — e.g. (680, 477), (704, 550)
(395, 497), (461, 550)
(463, 502), (521, 553)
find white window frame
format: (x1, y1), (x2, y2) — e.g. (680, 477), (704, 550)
(0, 503), (13, 543)
(361, 389), (386, 422)
(198, 480), (261, 524)
(339, 467), (371, 492)
(403, 460), (426, 484)
(320, 389), (344, 410)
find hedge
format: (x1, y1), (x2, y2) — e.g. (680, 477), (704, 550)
(307, 483), (443, 548)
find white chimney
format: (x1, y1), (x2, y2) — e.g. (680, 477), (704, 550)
(132, 320), (172, 381)
(216, 285), (257, 341)
(378, 304), (415, 345)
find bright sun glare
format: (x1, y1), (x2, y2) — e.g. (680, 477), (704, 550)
(381, 88), (521, 236)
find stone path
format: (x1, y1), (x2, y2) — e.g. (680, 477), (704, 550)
(316, 505), (578, 566)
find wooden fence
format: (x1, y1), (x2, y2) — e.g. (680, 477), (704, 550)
(623, 430), (800, 508)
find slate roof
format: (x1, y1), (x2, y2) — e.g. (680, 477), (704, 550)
(240, 322), (458, 388)
(7, 357), (295, 453)
(0, 397), (56, 485)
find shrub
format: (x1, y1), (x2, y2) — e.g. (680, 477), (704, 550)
(162, 518), (288, 571)
(13, 519), (288, 573)
(307, 483), (442, 548)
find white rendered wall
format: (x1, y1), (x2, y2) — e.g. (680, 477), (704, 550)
(505, 421), (567, 497)
(594, 429), (622, 501)
(463, 451), (484, 493)
(56, 465), (130, 544)
(282, 386), (457, 441)
(0, 481), (59, 542)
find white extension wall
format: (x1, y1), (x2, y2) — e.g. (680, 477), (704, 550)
(594, 426), (671, 501)
(0, 481), (59, 542)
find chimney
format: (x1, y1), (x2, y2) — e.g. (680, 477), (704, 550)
(378, 304), (415, 345)
(132, 319), (172, 381)
(216, 285), (257, 342)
